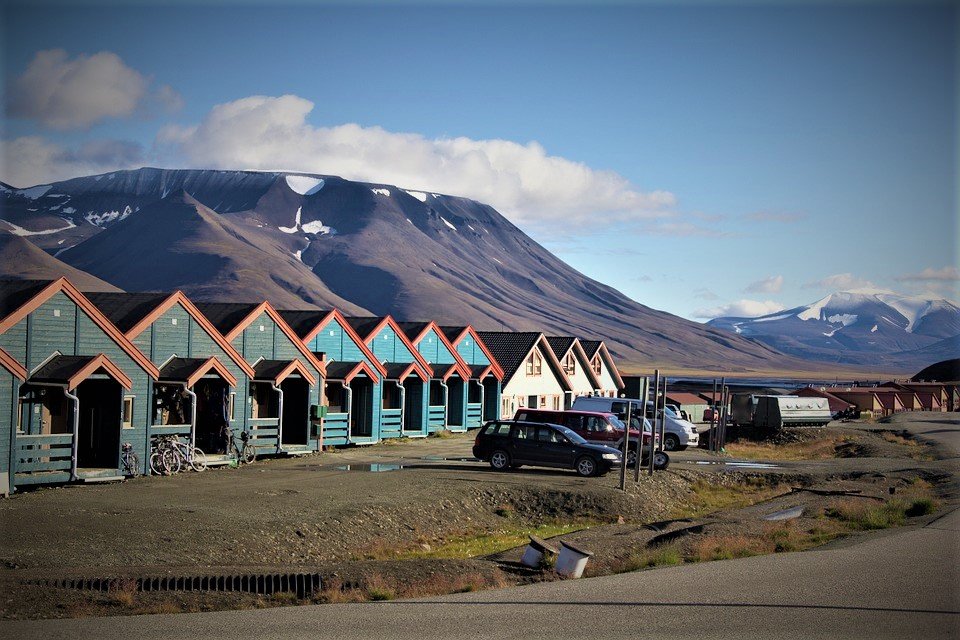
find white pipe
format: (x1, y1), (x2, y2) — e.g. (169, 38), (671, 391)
(64, 386), (80, 481)
(397, 380), (406, 432)
(273, 383), (284, 453)
(440, 380), (449, 428)
(172, 383), (197, 448)
(478, 380), (485, 423)
(341, 381), (352, 444)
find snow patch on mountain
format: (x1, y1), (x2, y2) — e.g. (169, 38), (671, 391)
(797, 294), (832, 321)
(280, 207), (303, 234)
(371, 188), (390, 197)
(404, 190), (428, 202)
(440, 216), (457, 231)
(826, 313), (857, 326)
(85, 206), (132, 227)
(3, 217), (76, 236)
(877, 294), (932, 333)
(285, 175), (325, 195)
(302, 220), (335, 235)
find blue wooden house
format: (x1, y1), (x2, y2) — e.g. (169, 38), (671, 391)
(193, 301), (326, 455)
(396, 321), (472, 433)
(439, 325), (504, 428)
(278, 309), (387, 445)
(0, 278), (160, 492)
(345, 316), (434, 437)
(86, 291), (259, 460)
(0, 347), (27, 496)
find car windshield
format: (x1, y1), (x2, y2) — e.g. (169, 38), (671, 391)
(608, 416), (626, 429)
(630, 416), (653, 432)
(664, 406), (679, 418)
(554, 425), (587, 445)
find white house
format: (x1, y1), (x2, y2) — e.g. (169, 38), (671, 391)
(545, 336), (604, 407)
(476, 331), (573, 419)
(579, 339), (624, 397)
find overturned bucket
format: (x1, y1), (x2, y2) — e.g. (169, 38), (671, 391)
(556, 540), (593, 578)
(521, 535), (560, 569)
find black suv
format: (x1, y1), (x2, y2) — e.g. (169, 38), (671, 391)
(472, 420), (622, 477)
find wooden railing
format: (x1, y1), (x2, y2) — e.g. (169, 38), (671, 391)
(427, 405), (445, 431)
(15, 433), (73, 480)
(466, 403), (483, 429)
(380, 408), (402, 438)
(322, 412), (349, 445)
(248, 418), (280, 449)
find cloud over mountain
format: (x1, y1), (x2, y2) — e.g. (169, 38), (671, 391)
(157, 94), (676, 228)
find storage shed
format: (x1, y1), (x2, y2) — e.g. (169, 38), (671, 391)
(195, 302), (326, 454)
(278, 309), (385, 445)
(397, 321), (472, 432)
(0, 278), (159, 491)
(439, 325), (504, 427)
(663, 392), (711, 423)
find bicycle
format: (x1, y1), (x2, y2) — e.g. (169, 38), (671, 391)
(221, 426), (256, 465)
(149, 443), (180, 476)
(120, 442), (141, 477)
(164, 435), (208, 472)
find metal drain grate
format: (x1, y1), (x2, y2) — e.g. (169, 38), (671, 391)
(28, 572), (323, 598)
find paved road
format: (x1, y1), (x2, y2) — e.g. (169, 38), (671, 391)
(5, 505), (957, 640)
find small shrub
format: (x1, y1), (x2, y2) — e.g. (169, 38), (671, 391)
(429, 429), (455, 439)
(905, 498), (937, 518)
(106, 578), (137, 607)
(693, 535), (773, 562)
(826, 498), (907, 530)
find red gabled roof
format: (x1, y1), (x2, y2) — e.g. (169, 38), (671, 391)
(407, 320), (473, 382)
(0, 347), (26, 380)
(446, 325), (505, 381)
(297, 309), (387, 378)
(0, 278), (159, 379)
(216, 301), (327, 378)
(124, 291), (256, 379)
(357, 315), (435, 378)
(187, 357), (238, 388)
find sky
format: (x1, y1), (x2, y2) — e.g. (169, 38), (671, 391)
(1, 1), (957, 321)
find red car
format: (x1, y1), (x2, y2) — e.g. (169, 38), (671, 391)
(512, 408), (664, 468)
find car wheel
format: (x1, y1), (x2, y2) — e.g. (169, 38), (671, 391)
(664, 434), (680, 451)
(653, 450), (670, 470)
(575, 456), (597, 477)
(490, 450), (511, 471)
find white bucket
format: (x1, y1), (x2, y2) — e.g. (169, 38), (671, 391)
(556, 541), (593, 578)
(521, 545), (544, 569)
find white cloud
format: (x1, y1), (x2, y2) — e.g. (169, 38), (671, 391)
(693, 299), (786, 319)
(803, 273), (875, 291)
(694, 288), (720, 301)
(7, 49), (181, 130)
(895, 266), (960, 282)
(157, 94), (676, 227)
(0, 136), (144, 187)
(744, 275), (783, 294)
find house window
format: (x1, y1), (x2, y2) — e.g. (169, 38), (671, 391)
(501, 397), (512, 418)
(16, 399), (24, 433)
(592, 356), (602, 376)
(539, 395), (547, 408)
(228, 392), (236, 421)
(122, 396), (135, 429)
(382, 384), (401, 410)
(525, 351), (542, 376)
(562, 353), (576, 376)
(552, 395), (561, 410)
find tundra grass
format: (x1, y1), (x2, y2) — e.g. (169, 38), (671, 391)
(670, 477), (789, 519)
(724, 435), (853, 461)
(394, 521), (596, 560)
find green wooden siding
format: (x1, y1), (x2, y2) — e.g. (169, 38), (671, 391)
(228, 311), (323, 449)
(0, 370), (13, 485)
(307, 317), (381, 442)
(415, 328), (456, 366)
(455, 334), (491, 366)
(1, 294), (152, 480)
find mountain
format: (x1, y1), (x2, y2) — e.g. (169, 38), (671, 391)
(708, 290), (960, 370)
(0, 230), (119, 292)
(0, 167), (855, 373)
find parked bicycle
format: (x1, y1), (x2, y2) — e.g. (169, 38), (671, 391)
(164, 435), (208, 472)
(221, 425), (257, 465)
(149, 440), (180, 476)
(149, 435), (206, 474)
(120, 442), (141, 477)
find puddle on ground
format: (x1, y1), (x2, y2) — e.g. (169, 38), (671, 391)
(692, 460), (781, 470)
(334, 463), (406, 472)
(763, 506), (805, 521)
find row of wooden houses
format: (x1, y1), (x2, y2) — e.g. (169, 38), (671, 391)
(0, 278), (624, 494)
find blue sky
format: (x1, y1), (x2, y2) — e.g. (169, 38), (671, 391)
(2, 1), (956, 320)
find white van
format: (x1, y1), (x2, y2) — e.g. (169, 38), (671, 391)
(571, 396), (699, 451)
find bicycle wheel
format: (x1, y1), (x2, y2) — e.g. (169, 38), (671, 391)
(150, 450), (170, 476)
(241, 442), (257, 464)
(125, 452), (142, 477)
(189, 447), (208, 472)
(163, 447), (183, 475)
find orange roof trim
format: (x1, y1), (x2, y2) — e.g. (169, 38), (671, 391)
(0, 347), (27, 380)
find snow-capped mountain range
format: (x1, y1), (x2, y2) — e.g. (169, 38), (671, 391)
(708, 290), (960, 368)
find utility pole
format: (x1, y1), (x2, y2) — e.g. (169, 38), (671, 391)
(619, 401), (632, 491)
(634, 376), (648, 483)
(649, 369), (659, 476)
(710, 378), (717, 452)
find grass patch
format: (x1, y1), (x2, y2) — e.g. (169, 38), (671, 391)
(725, 435), (851, 461)
(395, 522), (594, 560)
(314, 572), (507, 604)
(624, 543), (684, 571)
(429, 429), (455, 439)
(827, 498), (908, 530)
(881, 432), (918, 447)
(671, 477), (787, 519)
